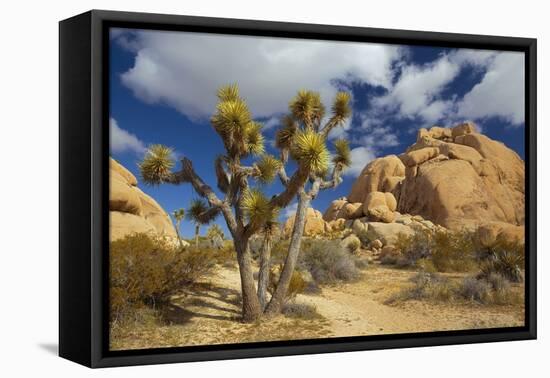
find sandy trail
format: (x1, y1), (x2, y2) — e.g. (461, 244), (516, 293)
(111, 264), (524, 350)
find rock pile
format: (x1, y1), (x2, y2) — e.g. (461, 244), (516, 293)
(322, 122), (524, 249)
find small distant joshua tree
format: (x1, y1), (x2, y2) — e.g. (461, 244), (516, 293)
(206, 224), (224, 240)
(171, 208), (185, 249)
(186, 199), (213, 248)
(139, 84), (351, 321)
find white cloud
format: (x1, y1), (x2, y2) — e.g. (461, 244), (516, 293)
(345, 146), (376, 177)
(262, 116), (281, 130)
(367, 49), (524, 128)
(282, 202), (298, 219)
(375, 54), (460, 122)
(118, 30), (405, 120)
(110, 118), (146, 154)
(456, 52), (524, 125)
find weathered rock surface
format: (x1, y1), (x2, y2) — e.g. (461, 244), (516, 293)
(476, 221), (525, 248)
(109, 157), (177, 242)
(366, 222), (415, 246)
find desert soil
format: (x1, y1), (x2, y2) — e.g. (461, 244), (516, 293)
(110, 264), (524, 350)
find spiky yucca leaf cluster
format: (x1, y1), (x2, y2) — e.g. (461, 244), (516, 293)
(187, 199), (216, 225)
(245, 121), (265, 156)
(332, 139), (351, 168)
(289, 90), (325, 128)
(255, 154), (282, 184)
(241, 189), (277, 227)
(211, 84), (264, 158)
(139, 144), (174, 185)
(290, 130), (330, 174)
(331, 92), (352, 123)
(275, 115), (297, 154)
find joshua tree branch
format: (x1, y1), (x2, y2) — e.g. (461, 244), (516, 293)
(171, 158), (238, 234)
(270, 165), (310, 209)
(320, 117), (341, 139)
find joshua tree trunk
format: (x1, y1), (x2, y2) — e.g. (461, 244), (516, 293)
(257, 233), (273, 310)
(265, 191), (310, 315)
(234, 236), (262, 321)
(194, 224), (200, 248)
(175, 221), (184, 250)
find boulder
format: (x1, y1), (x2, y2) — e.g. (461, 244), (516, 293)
(348, 155), (405, 203)
(476, 221), (525, 248)
(341, 202), (364, 219)
(368, 205), (396, 223)
(366, 222), (415, 246)
(451, 121), (477, 138)
(352, 219), (368, 237)
(109, 157), (177, 241)
(328, 218), (346, 232)
(283, 207), (329, 237)
(323, 198), (347, 221)
(362, 191), (396, 223)
(400, 147), (440, 167)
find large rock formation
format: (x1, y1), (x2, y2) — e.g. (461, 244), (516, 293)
(325, 122), (525, 234)
(110, 158), (178, 241)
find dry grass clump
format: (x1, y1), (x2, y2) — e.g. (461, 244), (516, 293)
(390, 271), (523, 306)
(298, 240), (364, 285)
(282, 301), (322, 320)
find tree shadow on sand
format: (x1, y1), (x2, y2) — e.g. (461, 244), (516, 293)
(159, 282), (243, 325)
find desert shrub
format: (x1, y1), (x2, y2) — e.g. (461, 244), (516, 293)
(457, 274), (522, 305)
(298, 240), (362, 285)
(343, 235), (361, 254)
(110, 233), (216, 321)
(479, 241), (524, 282)
(389, 229), (478, 272)
(282, 301), (321, 319)
(430, 230), (478, 272)
(459, 276), (491, 303)
(393, 230), (432, 267)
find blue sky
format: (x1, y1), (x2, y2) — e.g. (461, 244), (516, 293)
(109, 28), (525, 239)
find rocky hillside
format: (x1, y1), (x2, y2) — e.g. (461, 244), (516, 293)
(110, 158), (178, 242)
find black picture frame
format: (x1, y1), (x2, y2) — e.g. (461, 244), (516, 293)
(59, 9), (537, 368)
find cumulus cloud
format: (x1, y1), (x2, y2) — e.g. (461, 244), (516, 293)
(345, 146), (376, 177)
(370, 49), (523, 126)
(456, 52), (524, 125)
(110, 118), (146, 154)
(116, 30), (404, 120)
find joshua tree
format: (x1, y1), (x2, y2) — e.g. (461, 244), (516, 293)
(206, 224), (224, 240)
(186, 199), (212, 248)
(138, 84), (351, 321)
(172, 208), (186, 250)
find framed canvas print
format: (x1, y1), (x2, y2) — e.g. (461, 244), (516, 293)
(59, 10), (537, 368)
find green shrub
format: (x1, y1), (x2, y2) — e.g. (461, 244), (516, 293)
(110, 233), (216, 321)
